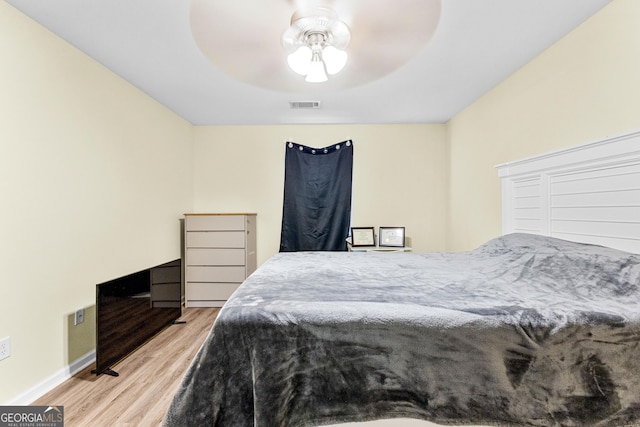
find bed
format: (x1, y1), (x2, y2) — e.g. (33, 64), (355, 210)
(164, 131), (640, 427)
(164, 233), (640, 426)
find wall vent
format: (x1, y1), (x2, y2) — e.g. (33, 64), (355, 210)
(289, 101), (321, 109)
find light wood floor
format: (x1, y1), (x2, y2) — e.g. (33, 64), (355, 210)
(33, 307), (219, 427)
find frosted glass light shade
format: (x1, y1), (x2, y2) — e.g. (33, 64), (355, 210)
(322, 46), (348, 75)
(305, 60), (328, 83)
(287, 46), (312, 76)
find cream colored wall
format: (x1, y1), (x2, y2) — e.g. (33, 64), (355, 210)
(447, 0), (640, 251)
(0, 2), (193, 403)
(193, 124), (448, 265)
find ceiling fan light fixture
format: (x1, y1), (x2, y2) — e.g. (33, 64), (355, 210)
(305, 51), (328, 83)
(287, 46), (312, 76)
(282, 7), (350, 83)
(322, 45), (348, 75)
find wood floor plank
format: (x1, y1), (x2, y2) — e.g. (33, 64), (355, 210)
(32, 307), (218, 427)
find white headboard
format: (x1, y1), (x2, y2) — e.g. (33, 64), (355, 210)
(495, 129), (640, 254)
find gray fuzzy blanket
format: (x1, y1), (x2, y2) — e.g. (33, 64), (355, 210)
(164, 233), (640, 426)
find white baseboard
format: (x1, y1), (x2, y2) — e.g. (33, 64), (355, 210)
(4, 350), (96, 405)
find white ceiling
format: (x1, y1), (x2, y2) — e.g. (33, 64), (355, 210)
(6, 0), (613, 126)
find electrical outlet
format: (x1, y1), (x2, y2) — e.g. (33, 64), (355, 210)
(74, 308), (85, 326)
(0, 336), (10, 361)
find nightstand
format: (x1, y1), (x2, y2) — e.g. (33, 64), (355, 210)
(347, 244), (412, 253)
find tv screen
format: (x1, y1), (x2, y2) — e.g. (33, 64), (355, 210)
(95, 259), (182, 376)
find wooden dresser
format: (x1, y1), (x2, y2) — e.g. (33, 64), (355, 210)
(184, 213), (256, 307)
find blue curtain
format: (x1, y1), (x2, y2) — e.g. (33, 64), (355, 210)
(279, 140), (353, 252)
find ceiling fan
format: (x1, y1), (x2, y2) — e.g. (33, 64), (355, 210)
(189, 0), (441, 92)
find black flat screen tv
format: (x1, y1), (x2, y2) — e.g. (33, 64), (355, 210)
(95, 259), (182, 376)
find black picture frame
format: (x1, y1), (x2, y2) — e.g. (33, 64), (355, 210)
(379, 227), (405, 247)
(350, 227), (376, 247)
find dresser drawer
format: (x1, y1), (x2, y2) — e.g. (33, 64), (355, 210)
(185, 215), (246, 231)
(186, 282), (239, 300)
(186, 231), (245, 248)
(186, 248), (245, 266)
(186, 266), (246, 283)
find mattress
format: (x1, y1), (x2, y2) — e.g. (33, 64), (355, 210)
(164, 233), (640, 426)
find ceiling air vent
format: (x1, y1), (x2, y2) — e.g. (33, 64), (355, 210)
(289, 101), (321, 109)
